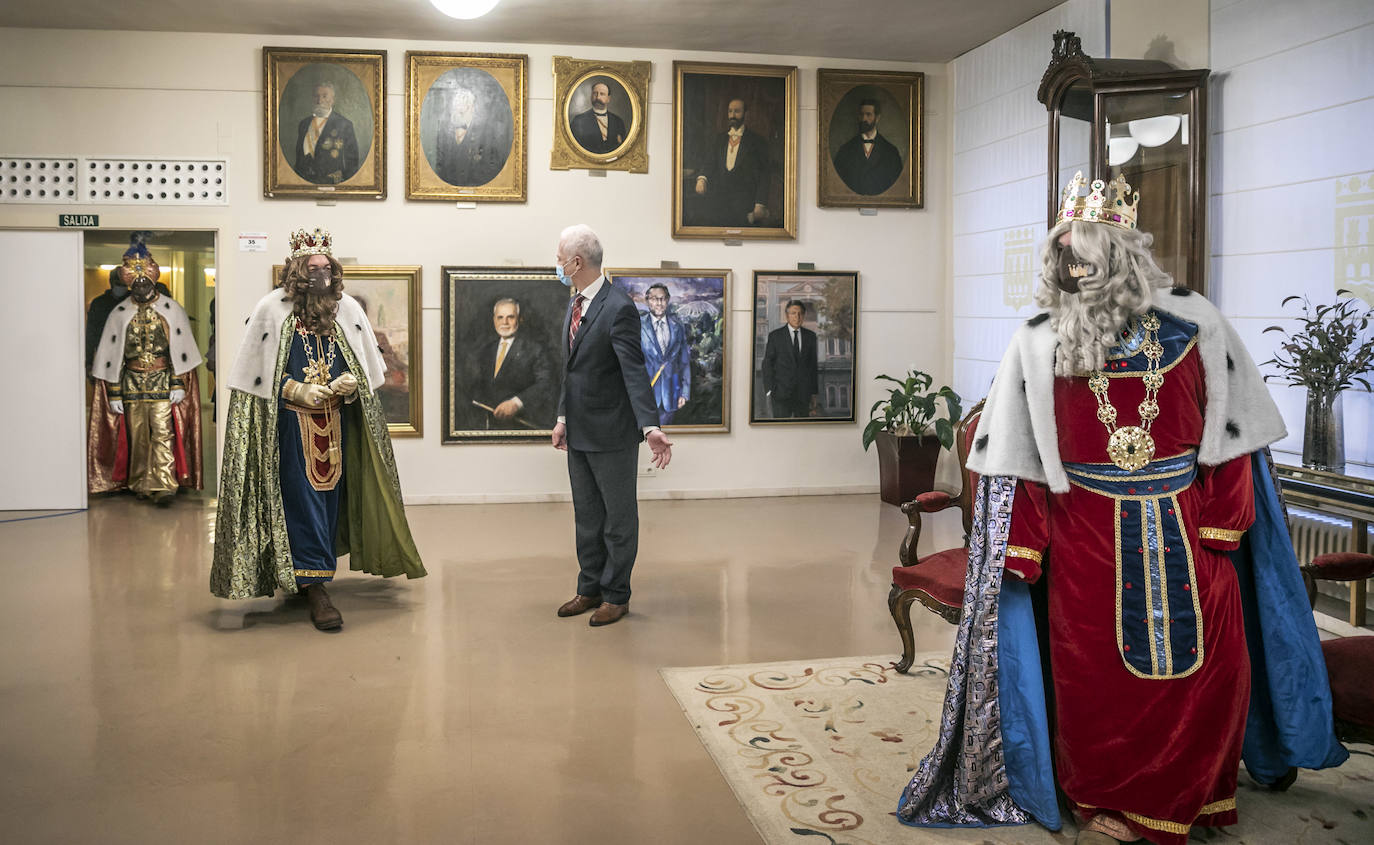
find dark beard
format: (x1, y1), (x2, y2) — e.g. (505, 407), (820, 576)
(290, 280), (340, 335)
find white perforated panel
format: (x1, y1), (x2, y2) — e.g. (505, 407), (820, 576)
(0, 158), (80, 203)
(83, 157), (228, 205)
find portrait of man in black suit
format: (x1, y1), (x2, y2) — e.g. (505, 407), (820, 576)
(292, 81), (361, 185)
(569, 80), (628, 155)
(761, 299), (819, 418)
(831, 98), (903, 196)
(467, 297), (553, 430)
(693, 98), (772, 227)
(430, 77), (513, 188)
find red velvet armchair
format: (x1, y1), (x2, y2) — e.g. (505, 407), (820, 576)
(1302, 552), (1374, 747)
(888, 400), (983, 673)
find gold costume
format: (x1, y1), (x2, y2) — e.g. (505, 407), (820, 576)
(103, 299), (184, 496)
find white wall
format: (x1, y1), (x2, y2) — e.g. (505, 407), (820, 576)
(948, 0), (1106, 403)
(1209, 0), (1374, 469)
(0, 27), (949, 503)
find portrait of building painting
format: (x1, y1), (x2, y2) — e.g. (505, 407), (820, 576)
(407, 52), (527, 202)
(817, 69), (923, 208)
(551, 58), (650, 173)
(440, 267), (566, 443)
(750, 271), (858, 424)
(673, 61), (797, 239)
(605, 269), (730, 433)
(262, 47), (386, 198)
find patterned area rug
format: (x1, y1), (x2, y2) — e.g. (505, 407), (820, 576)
(660, 653), (1374, 845)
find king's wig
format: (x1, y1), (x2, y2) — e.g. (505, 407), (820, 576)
(279, 254), (345, 335)
(1035, 220), (1173, 377)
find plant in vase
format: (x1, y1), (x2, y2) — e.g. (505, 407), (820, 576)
(862, 369), (962, 505)
(1261, 290), (1374, 473)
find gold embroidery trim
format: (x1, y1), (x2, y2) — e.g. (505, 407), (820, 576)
(1077, 797), (1235, 835)
(1005, 545), (1043, 564)
(293, 401), (343, 492)
(1115, 494), (1205, 681)
(293, 569), (334, 579)
(1100, 335), (1198, 379)
(1199, 526), (1244, 543)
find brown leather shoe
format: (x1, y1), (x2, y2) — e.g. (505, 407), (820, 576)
(305, 583), (343, 631)
(557, 594), (602, 617)
(588, 602), (628, 627)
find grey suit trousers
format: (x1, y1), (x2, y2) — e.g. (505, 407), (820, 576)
(567, 444), (639, 605)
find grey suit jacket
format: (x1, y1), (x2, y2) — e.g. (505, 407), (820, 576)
(558, 281), (659, 452)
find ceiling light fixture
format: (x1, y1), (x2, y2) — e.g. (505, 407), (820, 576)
(428, 0), (501, 20)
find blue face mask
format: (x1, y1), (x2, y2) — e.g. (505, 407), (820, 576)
(555, 259), (574, 287)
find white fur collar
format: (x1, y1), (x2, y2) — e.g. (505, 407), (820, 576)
(967, 290), (1285, 493)
(227, 289), (386, 399)
(92, 294), (203, 383)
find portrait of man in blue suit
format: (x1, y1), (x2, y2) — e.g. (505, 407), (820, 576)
(638, 283), (691, 426)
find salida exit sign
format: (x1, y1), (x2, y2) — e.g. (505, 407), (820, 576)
(58, 214), (99, 227)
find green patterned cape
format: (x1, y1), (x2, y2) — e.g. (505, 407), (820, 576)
(210, 317), (426, 599)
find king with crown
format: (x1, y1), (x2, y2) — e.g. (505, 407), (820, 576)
(211, 228), (425, 631)
(896, 174), (1346, 844)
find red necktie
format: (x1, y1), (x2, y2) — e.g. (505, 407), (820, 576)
(569, 294), (586, 348)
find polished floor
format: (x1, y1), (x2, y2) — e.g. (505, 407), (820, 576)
(0, 493), (961, 844)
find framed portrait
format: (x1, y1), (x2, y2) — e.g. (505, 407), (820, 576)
(817, 69), (924, 208)
(262, 47), (386, 199)
(673, 61), (798, 240)
(604, 268), (731, 433)
(406, 52), (528, 202)
(551, 57), (651, 173)
(270, 265), (423, 437)
(750, 271), (858, 425)
(440, 266), (567, 443)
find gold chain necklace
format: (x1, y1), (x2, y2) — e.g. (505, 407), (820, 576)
(297, 322), (336, 386)
(1088, 312), (1164, 472)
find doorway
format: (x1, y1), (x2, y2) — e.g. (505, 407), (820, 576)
(82, 230), (218, 496)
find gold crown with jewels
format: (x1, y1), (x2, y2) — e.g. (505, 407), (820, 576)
(1056, 171), (1139, 231)
(289, 227), (333, 258)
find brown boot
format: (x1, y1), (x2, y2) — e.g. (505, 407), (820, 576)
(305, 583), (342, 631)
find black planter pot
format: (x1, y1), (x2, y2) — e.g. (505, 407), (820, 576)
(874, 430), (941, 506)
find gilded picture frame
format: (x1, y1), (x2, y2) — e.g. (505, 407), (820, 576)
(406, 51), (528, 202)
(440, 266), (567, 444)
(673, 61), (798, 240)
(271, 264), (423, 437)
(551, 57), (651, 173)
(263, 47), (386, 199)
(604, 268), (731, 433)
(817, 69), (924, 208)
(749, 270), (859, 426)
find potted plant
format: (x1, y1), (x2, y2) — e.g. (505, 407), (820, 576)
(862, 369), (963, 505)
(1261, 290), (1374, 473)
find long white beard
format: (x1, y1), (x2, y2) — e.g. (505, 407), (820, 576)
(1049, 290), (1140, 377)
(312, 106), (331, 119)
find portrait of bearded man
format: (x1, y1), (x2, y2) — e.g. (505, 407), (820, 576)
(897, 173), (1347, 845)
(211, 228), (425, 631)
(87, 233), (203, 504)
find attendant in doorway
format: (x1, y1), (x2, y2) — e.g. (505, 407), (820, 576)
(761, 299), (819, 418)
(87, 233), (203, 503)
(551, 224), (672, 627)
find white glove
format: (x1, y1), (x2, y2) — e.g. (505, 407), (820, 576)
(169, 389), (186, 405)
(328, 373), (358, 398)
(110, 399), (124, 415)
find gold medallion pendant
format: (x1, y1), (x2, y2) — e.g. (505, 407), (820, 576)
(1107, 425), (1156, 471)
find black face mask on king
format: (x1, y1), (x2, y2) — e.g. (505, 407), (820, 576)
(130, 277), (157, 303)
(1056, 245), (1094, 294)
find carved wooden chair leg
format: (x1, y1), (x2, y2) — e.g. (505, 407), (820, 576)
(889, 583), (920, 674)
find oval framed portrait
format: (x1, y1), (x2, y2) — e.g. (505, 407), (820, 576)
(551, 57), (651, 174)
(816, 69), (923, 208)
(263, 47), (386, 199)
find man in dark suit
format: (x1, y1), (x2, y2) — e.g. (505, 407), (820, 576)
(552, 225), (673, 627)
(569, 81), (628, 155)
(468, 297), (552, 430)
(435, 86), (509, 187)
(293, 81), (361, 184)
(831, 98), (904, 196)
(639, 283), (691, 425)
(761, 299), (819, 418)
(693, 98), (771, 226)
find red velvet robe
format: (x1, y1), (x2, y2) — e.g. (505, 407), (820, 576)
(1004, 314), (1255, 845)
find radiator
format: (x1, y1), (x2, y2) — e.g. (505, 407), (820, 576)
(1288, 508), (1374, 614)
